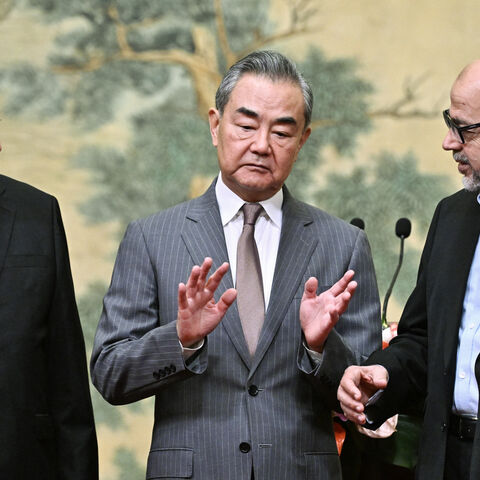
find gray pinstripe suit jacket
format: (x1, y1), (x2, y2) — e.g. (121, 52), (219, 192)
(91, 181), (381, 479)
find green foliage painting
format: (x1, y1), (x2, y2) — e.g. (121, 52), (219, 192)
(1, 0), (451, 476)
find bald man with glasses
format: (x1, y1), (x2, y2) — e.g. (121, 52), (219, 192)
(338, 60), (480, 480)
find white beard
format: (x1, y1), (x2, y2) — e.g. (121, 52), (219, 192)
(454, 152), (480, 192)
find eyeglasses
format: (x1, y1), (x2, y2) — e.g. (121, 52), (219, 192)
(443, 109), (480, 144)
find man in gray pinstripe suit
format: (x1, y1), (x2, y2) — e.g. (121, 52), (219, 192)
(91, 51), (381, 479)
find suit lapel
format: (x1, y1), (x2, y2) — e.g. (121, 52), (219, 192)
(442, 193), (480, 369)
(180, 181), (252, 366)
(250, 189), (317, 374)
(0, 178), (15, 275)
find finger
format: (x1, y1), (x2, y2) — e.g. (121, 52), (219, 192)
(302, 277), (318, 299)
(339, 366), (365, 398)
(343, 408), (367, 425)
(186, 265), (202, 295)
(216, 288), (237, 316)
(339, 376), (362, 401)
(177, 282), (188, 310)
(335, 282), (357, 314)
(345, 280), (357, 296)
(197, 257), (213, 289)
(329, 270), (355, 296)
(338, 385), (364, 412)
(205, 262), (230, 294)
(339, 396), (365, 418)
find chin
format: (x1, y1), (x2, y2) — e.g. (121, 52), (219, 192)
(462, 175), (480, 192)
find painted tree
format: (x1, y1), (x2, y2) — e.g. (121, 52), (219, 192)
(1, 0), (451, 476)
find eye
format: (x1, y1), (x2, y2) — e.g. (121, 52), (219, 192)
(274, 131), (289, 138)
(236, 124), (255, 132)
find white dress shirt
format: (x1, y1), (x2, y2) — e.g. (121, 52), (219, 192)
(215, 172), (283, 309)
(453, 192), (480, 418)
(181, 174), (283, 356)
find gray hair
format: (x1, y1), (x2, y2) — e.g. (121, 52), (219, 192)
(215, 50), (313, 129)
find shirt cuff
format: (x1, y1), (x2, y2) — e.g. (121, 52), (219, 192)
(179, 339), (205, 361)
(304, 342), (324, 366)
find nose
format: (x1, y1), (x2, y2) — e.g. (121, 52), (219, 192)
(250, 129), (271, 156)
(442, 128), (462, 151)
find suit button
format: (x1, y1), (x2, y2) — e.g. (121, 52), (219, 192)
(239, 442), (251, 453)
(170, 364), (176, 373)
(248, 385), (259, 396)
(441, 423), (447, 432)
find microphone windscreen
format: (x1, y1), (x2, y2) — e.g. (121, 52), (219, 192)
(350, 218), (365, 230)
(395, 218), (411, 238)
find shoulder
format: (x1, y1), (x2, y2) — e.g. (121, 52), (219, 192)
(135, 196), (201, 228)
(124, 187), (218, 240)
(0, 174), (54, 202)
(0, 175), (55, 212)
(438, 188), (477, 208)
(286, 193), (357, 236)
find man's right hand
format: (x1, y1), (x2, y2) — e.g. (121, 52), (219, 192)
(337, 365), (389, 425)
(177, 257), (237, 348)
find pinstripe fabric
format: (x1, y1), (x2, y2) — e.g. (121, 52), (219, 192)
(91, 180), (381, 479)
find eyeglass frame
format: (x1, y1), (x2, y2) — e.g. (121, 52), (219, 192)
(443, 109), (480, 144)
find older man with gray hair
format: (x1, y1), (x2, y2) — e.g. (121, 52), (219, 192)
(91, 50), (380, 479)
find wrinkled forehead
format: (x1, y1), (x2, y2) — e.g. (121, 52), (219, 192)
(450, 62), (480, 113)
(450, 74), (480, 120)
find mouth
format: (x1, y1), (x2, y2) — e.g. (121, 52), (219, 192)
(453, 152), (469, 165)
(242, 163), (270, 172)
(453, 152), (471, 174)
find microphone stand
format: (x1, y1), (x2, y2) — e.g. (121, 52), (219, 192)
(381, 235), (405, 327)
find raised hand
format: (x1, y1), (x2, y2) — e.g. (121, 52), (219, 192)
(177, 257), (237, 347)
(337, 365), (389, 424)
(299, 270), (357, 352)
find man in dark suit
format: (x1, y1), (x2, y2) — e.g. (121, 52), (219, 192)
(0, 142), (98, 479)
(338, 60), (480, 480)
(91, 50), (381, 479)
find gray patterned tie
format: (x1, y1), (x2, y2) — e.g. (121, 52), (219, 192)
(236, 203), (265, 356)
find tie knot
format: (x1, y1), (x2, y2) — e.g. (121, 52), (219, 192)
(242, 203), (263, 226)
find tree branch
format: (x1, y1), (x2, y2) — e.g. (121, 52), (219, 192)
(213, 0), (236, 67)
(236, 0), (316, 59)
(370, 73), (439, 119)
(107, 5), (133, 54)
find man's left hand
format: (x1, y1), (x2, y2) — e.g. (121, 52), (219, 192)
(300, 270), (357, 353)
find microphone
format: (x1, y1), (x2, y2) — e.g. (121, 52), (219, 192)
(395, 217), (411, 239)
(381, 218), (412, 325)
(350, 218), (365, 230)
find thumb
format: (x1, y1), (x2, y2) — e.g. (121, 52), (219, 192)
(303, 277), (318, 298)
(362, 365), (389, 389)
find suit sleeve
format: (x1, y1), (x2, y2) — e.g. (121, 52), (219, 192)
(362, 206), (440, 428)
(46, 199), (98, 480)
(90, 220), (207, 406)
(298, 228), (382, 411)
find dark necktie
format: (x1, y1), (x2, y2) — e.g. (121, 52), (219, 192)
(236, 203), (265, 356)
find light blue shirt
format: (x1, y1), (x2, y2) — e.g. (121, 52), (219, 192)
(453, 193), (480, 418)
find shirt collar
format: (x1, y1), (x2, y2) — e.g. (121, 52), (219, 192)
(477, 193), (480, 205)
(215, 172), (283, 228)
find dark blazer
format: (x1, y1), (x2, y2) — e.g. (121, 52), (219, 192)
(0, 175), (98, 479)
(366, 189), (480, 479)
(91, 181), (380, 479)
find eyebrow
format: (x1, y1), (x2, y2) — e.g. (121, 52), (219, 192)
(235, 106), (298, 126)
(451, 112), (471, 127)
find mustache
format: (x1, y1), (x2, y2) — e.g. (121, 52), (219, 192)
(453, 152), (470, 165)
